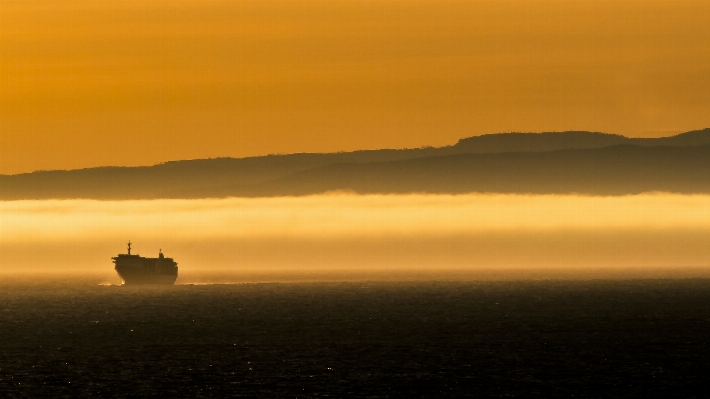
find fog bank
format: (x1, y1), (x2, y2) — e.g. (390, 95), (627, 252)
(2, 194), (709, 281)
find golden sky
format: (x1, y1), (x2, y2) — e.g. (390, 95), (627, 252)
(2, 0), (709, 174)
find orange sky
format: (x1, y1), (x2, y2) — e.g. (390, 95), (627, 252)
(2, 0), (709, 174)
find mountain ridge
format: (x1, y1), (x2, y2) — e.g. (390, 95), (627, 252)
(166, 144), (710, 198)
(2, 129), (709, 200)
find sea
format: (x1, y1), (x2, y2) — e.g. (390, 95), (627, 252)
(2, 276), (709, 398)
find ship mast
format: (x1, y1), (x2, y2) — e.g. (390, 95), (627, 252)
(127, 241), (132, 255)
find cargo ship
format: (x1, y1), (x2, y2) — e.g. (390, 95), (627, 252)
(113, 242), (178, 285)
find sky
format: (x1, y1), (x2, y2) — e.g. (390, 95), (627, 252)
(2, 0), (710, 174)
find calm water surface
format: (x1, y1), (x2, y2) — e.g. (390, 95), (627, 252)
(2, 277), (710, 398)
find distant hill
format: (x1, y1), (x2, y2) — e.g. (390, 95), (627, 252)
(2, 129), (709, 200)
(448, 128), (710, 153)
(231, 145), (710, 197)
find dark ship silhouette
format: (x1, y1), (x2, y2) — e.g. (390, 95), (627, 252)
(113, 242), (178, 285)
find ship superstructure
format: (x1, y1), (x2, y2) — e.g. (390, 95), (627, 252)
(112, 242), (178, 285)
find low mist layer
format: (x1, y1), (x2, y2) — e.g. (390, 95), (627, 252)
(2, 194), (709, 282)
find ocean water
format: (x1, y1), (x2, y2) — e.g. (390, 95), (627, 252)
(2, 277), (709, 398)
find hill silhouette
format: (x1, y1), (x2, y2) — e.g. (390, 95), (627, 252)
(2, 129), (709, 200)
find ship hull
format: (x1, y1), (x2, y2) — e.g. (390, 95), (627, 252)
(113, 251), (179, 286)
(115, 267), (178, 285)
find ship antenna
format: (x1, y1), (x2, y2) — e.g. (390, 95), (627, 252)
(127, 241), (131, 255)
